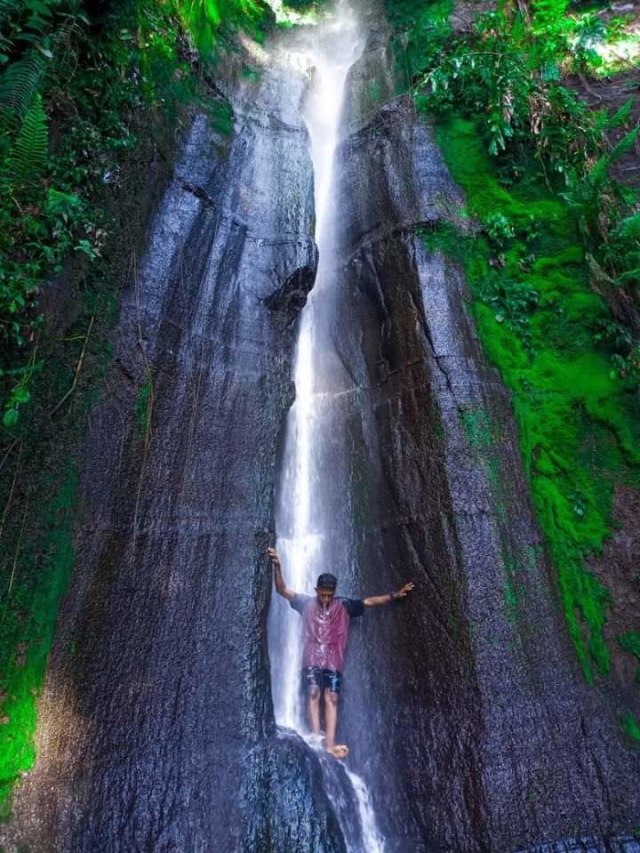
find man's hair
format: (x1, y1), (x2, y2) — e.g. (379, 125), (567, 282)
(316, 573), (337, 590)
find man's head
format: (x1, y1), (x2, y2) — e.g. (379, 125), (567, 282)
(315, 572), (337, 609)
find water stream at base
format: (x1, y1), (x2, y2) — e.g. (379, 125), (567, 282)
(268, 4), (385, 850)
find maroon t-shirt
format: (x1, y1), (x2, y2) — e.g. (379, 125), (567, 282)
(290, 594), (365, 673)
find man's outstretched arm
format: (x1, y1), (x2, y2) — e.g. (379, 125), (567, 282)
(267, 547), (296, 602)
(363, 581), (414, 608)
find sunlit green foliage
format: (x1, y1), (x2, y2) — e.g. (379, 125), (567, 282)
(176, 0), (272, 52)
(386, 0), (640, 383)
(0, 470), (77, 814)
(409, 2), (619, 164)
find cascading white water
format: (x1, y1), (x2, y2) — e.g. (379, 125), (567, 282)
(268, 4), (385, 851)
(269, 0), (363, 733)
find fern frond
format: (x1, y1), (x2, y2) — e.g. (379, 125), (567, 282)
(607, 97), (634, 131)
(609, 127), (640, 164)
(4, 93), (48, 186)
(0, 0), (14, 27)
(0, 49), (46, 126)
(617, 214), (640, 240)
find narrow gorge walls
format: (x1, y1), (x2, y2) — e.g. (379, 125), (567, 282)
(1, 2), (639, 851)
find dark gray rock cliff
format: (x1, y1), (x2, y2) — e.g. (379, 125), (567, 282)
(321, 13), (640, 852)
(2, 4), (639, 852)
(1, 56), (346, 853)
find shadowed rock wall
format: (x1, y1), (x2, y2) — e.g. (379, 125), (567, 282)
(323, 10), (640, 852)
(1, 58), (348, 852)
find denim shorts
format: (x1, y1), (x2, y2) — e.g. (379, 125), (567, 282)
(302, 666), (343, 694)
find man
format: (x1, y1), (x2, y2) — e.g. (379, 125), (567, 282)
(268, 546), (414, 759)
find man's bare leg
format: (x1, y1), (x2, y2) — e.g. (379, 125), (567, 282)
(323, 690), (348, 759)
(307, 685), (322, 736)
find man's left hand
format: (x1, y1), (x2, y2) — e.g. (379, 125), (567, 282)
(394, 581), (414, 599)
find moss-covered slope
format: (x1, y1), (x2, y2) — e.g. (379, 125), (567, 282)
(385, 0), (640, 738)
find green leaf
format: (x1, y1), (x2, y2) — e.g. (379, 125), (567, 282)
(609, 127), (640, 164)
(3, 408), (18, 429)
(617, 214), (640, 239)
(45, 188), (82, 216)
(25, 0), (52, 13)
(616, 269), (640, 286)
(607, 97), (634, 130)
(74, 239), (97, 259)
(12, 387), (30, 404)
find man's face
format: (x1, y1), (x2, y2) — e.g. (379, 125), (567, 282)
(315, 587), (335, 610)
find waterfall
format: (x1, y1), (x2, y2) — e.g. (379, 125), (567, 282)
(268, 4), (385, 850)
(4, 0), (640, 846)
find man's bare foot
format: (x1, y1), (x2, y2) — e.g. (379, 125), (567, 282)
(327, 744), (349, 760)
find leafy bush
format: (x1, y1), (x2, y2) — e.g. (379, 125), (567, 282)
(394, 0), (640, 385)
(413, 5), (607, 168)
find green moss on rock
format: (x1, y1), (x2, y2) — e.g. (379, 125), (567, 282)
(423, 114), (640, 683)
(620, 712), (640, 742)
(135, 376), (154, 436)
(0, 470), (77, 816)
(618, 631), (640, 683)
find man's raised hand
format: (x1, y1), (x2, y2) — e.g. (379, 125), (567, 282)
(394, 581), (415, 599)
(268, 547), (296, 601)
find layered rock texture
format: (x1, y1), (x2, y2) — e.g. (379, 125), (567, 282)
(1, 50), (346, 852)
(310, 9), (640, 850)
(2, 2), (639, 851)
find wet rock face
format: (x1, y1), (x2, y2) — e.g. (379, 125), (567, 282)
(314, 20), (640, 853)
(2, 75), (342, 850)
(587, 485), (640, 722)
(4, 7), (640, 853)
